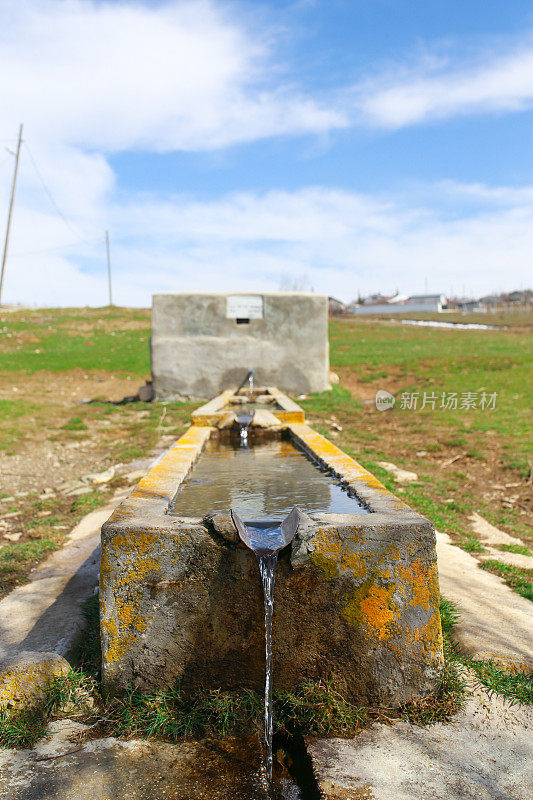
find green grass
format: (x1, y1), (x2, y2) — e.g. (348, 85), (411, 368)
(479, 560), (533, 601)
(61, 416), (87, 431)
(497, 543), (532, 557)
(439, 597), (461, 633)
(0, 537), (60, 569)
(469, 660), (533, 704)
(73, 595), (102, 679)
(329, 317), (532, 475)
(439, 596), (533, 705)
(0, 307), (151, 375)
(70, 492), (107, 514)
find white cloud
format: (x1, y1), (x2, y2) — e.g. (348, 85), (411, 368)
(3, 183), (532, 306)
(0, 0), (344, 152)
(354, 44), (533, 128)
(0, 2), (532, 307)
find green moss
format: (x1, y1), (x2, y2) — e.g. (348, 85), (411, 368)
(309, 551), (340, 580)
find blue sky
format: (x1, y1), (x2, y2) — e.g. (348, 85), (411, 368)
(0, 0), (532, 305)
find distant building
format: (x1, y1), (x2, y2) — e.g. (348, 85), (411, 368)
(350, 293), (447, 315)
(328, 296), (347, 315)
(403, 294), (447, 312)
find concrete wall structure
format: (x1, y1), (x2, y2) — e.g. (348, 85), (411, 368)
(100, 411), (443, 707)
(151, 292), (329, 399)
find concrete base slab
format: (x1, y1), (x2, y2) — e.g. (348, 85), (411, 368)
(436, 531), (533, 669)
(0, 722), (268, 800)
(468, 512), (523, 547)
(479, 549), (533, 570)
(376, 462), (418, 484)
(309, 682), (533, 800)
(0, 496), (128, 662)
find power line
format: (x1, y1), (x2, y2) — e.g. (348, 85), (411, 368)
(23, 141), (98, 245)
(10, 236), (103, 258)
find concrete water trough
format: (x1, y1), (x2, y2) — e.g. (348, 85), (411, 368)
(100, 392), (443, 707)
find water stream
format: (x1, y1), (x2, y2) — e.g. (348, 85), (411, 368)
(236, 411), (255, 443)
(259, 552), (277, 783)
(231, 510), (301, 791)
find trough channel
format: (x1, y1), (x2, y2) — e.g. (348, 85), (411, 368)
(169, 437), (368, 519)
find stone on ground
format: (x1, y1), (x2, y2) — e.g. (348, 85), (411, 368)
(0, 652), (70, 707)
(436, 531), (533, 669)
(479, 549), (533, 570)
(376, 462), (418, 483)
(309, 681), (533, 800)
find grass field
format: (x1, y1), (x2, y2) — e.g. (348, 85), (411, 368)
(0, 306), (531, 602)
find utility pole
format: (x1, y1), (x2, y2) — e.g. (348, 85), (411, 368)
(0, 124), (23, 305)
(105, 229), (113, 306)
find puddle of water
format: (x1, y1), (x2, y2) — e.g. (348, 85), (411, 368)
(169, 438), (368, 518)
(398, 318), (499, 330)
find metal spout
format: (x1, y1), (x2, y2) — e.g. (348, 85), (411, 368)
(230, 506), (301, 556)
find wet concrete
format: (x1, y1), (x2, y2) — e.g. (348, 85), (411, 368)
(0, 723), (270, 800)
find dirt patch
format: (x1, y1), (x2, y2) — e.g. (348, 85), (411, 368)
(332, 369), (532, 550)
(0, 369), (142, 406)
(337, 366), (410, 402)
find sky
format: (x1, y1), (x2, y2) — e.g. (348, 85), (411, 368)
(0, 0), (532, 307)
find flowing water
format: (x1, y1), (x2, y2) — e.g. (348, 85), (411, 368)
(236, 411), (255, 443)
(399, 318), (499, 330)
(259, 552), (277, 784)
(230, 511), (301, 792)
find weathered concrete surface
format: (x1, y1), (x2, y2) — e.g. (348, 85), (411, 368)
(101, 425), (443, 706)
(309, 680), (533, 800)
(151, 292), (330, 398)
(479, 549), (533, 570)
(0, 498), (128, 661)
(0, 652), (70, 707)
(436, 531), (533, 669)
(191, 386), (306, 427)
(0, 721), (268, 800)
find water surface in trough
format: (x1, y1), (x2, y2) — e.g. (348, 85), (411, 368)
(169, 438), (368, 518)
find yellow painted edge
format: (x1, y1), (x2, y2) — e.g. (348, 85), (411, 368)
(130, 425), (213, 501)
(288, 422), (410, 506)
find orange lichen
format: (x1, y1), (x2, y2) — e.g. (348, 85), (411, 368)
(288, 423), (411, 508)
(342, 579), (398, 642)
(102, 594), (150, 664)
(397, 559), (440, 610)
